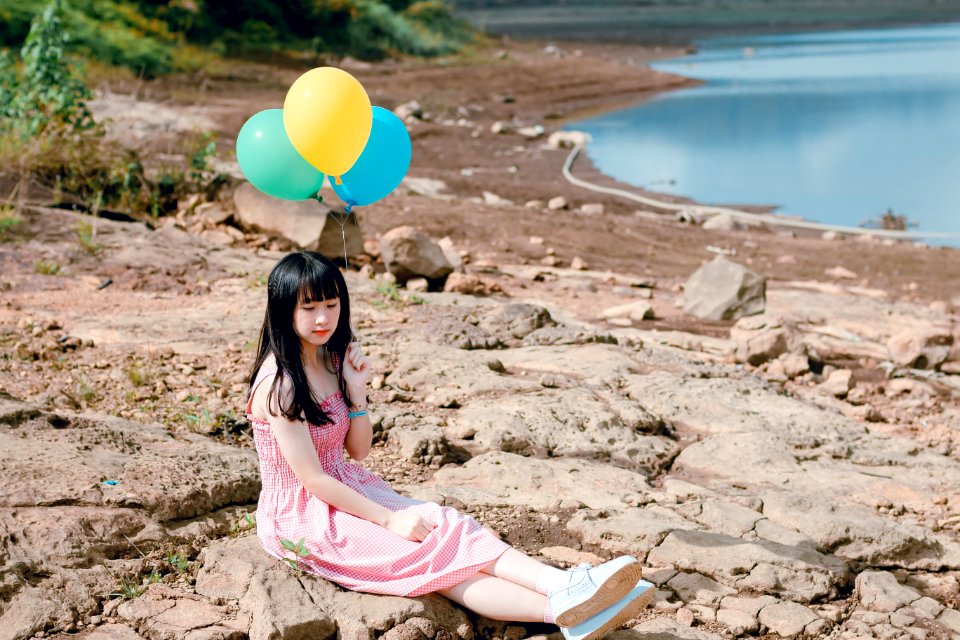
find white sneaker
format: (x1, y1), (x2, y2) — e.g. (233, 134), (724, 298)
(547, 555), (644, 628)
(560, 578), (656, 640)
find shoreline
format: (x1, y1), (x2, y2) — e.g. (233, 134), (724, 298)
(556, 26), (960, 248)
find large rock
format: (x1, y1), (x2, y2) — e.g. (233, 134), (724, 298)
(566, 506), (699, 560)
(380, 226), (454, 284)
(683, 256), (766, 321)
(0, 400), (259, 560)
(194, 535), (472, 640)
(0, 400), (261, 639)
(646, 530), (849, 603)
(233, 181), (364, 257)
(856, 570), (921, 612)
(730, 316), (799, 365)
(886, 325), (953, 369)
(386, 340), (540, 408)
(475, 303), (555, 341)
(448, 388), (672, 476)
(420, 451), (650, 510)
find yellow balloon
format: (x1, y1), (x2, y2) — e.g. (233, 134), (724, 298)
(283, 67), (372, 177)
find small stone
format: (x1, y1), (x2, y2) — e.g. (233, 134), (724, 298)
(517, 125), (545, 139)
(757, 602), (819, 638)
(406, 278), (428, 293)
(486, 359), (506, 373)
(890, 609), (916, 628)
(580, 203), (604, 215)
(821, 369), (853, 397)
(825, 265), (858, 279)
(602, 300), (653, 322)
(717, 608), (758, 635)
(780, 353), (810, 378)
(570, 257), (588, 270)
(654, 589), (682, 611)
(529, 236), (544, 245)
(804, 618), (832, 637)
(676, 607), (695, 627)
(482, 191), (513, 207)
(910, 597), (944, 618)
(857, 571), (922, 612)
(547, 196), (568, 210)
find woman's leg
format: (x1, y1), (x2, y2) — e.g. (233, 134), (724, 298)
(478, 547), (562, 591)
(437, 573), (548, 623)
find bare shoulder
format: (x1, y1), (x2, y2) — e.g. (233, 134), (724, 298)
(250, 355), (292, 421)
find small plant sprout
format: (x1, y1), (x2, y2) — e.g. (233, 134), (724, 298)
(229, 511), (257, 538)
(76, 219), (101, 255)
(165, 553), (191, 575)
(109, 577), (145, 600)
(280, 537), (310, 576)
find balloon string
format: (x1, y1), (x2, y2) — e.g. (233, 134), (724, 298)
(314, 194), (351, 268)
(326, 207), (353, 269)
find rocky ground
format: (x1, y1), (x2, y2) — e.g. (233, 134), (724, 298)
(1, 39), (959, 640)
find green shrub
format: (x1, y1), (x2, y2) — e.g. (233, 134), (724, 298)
(7, 0), (95, 136)
(2, 0), (476, 73)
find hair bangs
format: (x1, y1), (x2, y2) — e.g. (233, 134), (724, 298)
(297, 260), (342, 304)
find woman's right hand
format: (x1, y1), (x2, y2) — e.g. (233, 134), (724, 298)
(384, 510), (436, 542)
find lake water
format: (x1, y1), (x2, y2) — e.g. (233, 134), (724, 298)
(569, 23), (960, 243)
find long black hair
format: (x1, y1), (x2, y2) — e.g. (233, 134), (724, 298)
(248, 251), (355, 425)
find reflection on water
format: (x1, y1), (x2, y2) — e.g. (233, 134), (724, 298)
(570, 23), (960, 244)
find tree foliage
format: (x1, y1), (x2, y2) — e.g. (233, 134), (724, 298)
(2, 0), (95, 136)
(0, 0), (476, 75)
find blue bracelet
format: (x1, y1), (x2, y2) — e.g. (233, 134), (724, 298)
(348, 409), (367, 419)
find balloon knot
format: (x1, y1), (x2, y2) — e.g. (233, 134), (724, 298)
(344, 204), (353, 214)
(334, 175), (343, 185)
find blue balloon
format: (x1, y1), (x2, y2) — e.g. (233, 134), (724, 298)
(332, 106), (411, 208)
(236, 109), (325, 201)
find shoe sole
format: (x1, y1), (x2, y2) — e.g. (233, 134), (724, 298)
(555, 561), (646, 628)
(575, 585), (656, 640)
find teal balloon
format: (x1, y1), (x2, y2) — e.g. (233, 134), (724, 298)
(236, 109), (325, 200)
(332, 106), (411, 207)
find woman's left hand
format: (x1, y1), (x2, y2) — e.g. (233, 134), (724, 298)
(342, 340), (372, 396)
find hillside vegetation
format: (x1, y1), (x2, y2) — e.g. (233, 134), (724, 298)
(0, 0), (476, 77)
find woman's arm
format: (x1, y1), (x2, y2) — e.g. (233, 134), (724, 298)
(343, 384), (371, 461)
(267, 384), (391, 526)
(256, 373), (434, 541)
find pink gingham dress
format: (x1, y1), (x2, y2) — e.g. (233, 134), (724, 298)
(245, 358), (510, 596)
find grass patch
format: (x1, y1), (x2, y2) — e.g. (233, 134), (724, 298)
(0, 209), (21, 239)
(372, 280), (427, 308)
(75, 218), (100, 255)
(34, 260), (60, 275)
(125, 362), (154, 387)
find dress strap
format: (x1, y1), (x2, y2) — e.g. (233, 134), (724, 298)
(246, 362), (279, 415)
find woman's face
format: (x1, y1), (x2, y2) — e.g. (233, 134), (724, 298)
(293, 295), (341, 348)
